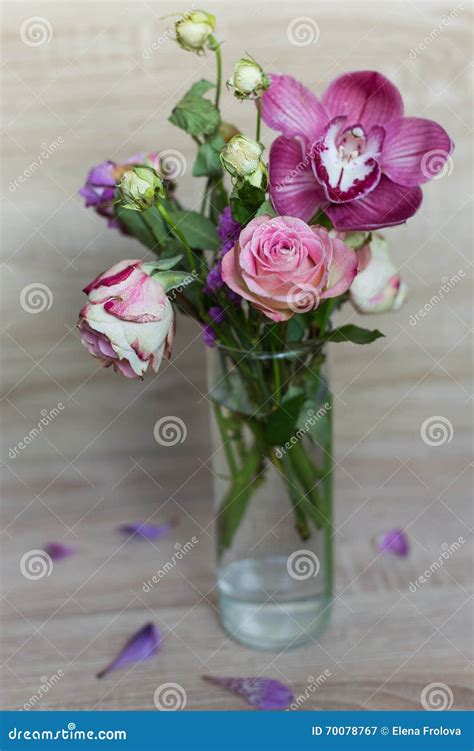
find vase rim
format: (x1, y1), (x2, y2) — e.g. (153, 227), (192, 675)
(214, 336), (326, 361)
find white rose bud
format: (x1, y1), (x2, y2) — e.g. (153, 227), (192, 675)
(350, 233), (408, 313)
(227, 58), (270, 99)
(220, 135), (268, 188)
(175, 10), (215, 54)
(120, 166), (165, 211)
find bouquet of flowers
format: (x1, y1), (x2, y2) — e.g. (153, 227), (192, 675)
(78, 10), (453, 648)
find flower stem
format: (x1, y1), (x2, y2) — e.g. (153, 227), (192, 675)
(210, 36), (223, 109)
(155, 202), (197, 276)
(256, 96), (262, 141)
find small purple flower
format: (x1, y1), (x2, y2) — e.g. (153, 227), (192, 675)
(208, 306), (225, 324)
(204, 262), (224, 294)
(44, 542), (76, 561)
(378, 528), (409, 557)
(217, 207), (240, 246)
(227, 288), (242, 307)
(202, 675), (293, 710)
(118, 521), (173, 541)
(202, 324), (217, 348)
(79, 160), (117, 224)
(97, 622), (161, 679)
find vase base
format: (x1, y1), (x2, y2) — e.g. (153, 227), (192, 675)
(217, 555), (332, 650)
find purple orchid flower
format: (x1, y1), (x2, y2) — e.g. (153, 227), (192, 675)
(202, 675), (293, 710)
(97, 622), (161, 678)
(118, 521), (173, 541)
(44, 542), (76, 561)
(260, 71), (453, 230)
(378, 528), (409, 557)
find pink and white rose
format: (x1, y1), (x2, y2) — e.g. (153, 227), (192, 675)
(349, 233), (407, 313)
(78, 260), (174, 379)
(221, 215), (357, 322)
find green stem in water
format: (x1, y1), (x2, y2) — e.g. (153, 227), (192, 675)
(256, 96), (262, 141)
(213, 402), (238, 476)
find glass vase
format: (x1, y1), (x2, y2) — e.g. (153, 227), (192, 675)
(207, 339), (333, 650)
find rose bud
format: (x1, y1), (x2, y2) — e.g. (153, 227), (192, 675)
(220, 135), (268, 188)
(119, 166), (165, 212)
(175, 10), (215, 54)
(227, 58), (270, 100)
(78, 260), (174, 379)
(350, 233), (408, 313)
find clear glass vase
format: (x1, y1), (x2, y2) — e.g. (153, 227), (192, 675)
(207, 339), (333, 650)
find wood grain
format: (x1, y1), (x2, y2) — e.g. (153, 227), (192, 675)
(1, 0), (472, 711)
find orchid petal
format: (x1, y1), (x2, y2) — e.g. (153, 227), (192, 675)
(378, 528), (409, 557)
(322, 71), (403, 130)
(119, 522), (174, 540)
(269, 136), (325, 221)
(381, 117), (454, 186)
(260, 74), (329, 141)
(202, 675), (293, 710)
(325, 175), (423, 231)
(97, 623), (161, 678)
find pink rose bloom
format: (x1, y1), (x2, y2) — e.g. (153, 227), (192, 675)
(78, 260), (174, 379)
(350, 233), (407, 313)
(221, 215), (357, 322)
(261, 71), (453, 230)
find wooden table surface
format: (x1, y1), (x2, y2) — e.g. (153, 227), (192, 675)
(1, 1), (472, 712)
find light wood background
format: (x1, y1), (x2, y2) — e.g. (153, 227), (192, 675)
(1, 0), (472, 712)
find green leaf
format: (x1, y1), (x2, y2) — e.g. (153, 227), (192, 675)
(323, 325), (385, 345)
(256, 198), (277, 217)
(169, 80), (220, 137)
(152, 270), (197, 293)
(164, 208), (219, 250)
(152, 254), (183, 271)
(263, 389), (306, 446)
(230, 182), (266, 225)
(193, 135), (225, 178)
(217, 445), (264, 553)
(286, 315), (308, 343)
(114, 203), (163, 250)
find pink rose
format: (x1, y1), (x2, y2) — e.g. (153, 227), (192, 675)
(350, 233), (407, 313)
(221, 215), (357, 322)
(78, 259), (174, 379)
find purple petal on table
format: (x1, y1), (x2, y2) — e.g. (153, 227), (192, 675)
(202, 675), (293, 710)
(97, 622), (161, 679)
(44, 542), (76, 561)
(378, 528), (409, 557)
(118, 521), (173, 540)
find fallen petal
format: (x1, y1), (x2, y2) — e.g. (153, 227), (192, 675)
(378, 528), (409, 557)
(97, 622), (161, 678)
(44, 542), (76, 561)
(118, 521), (174, 541)
(202, 675), (293, 710)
